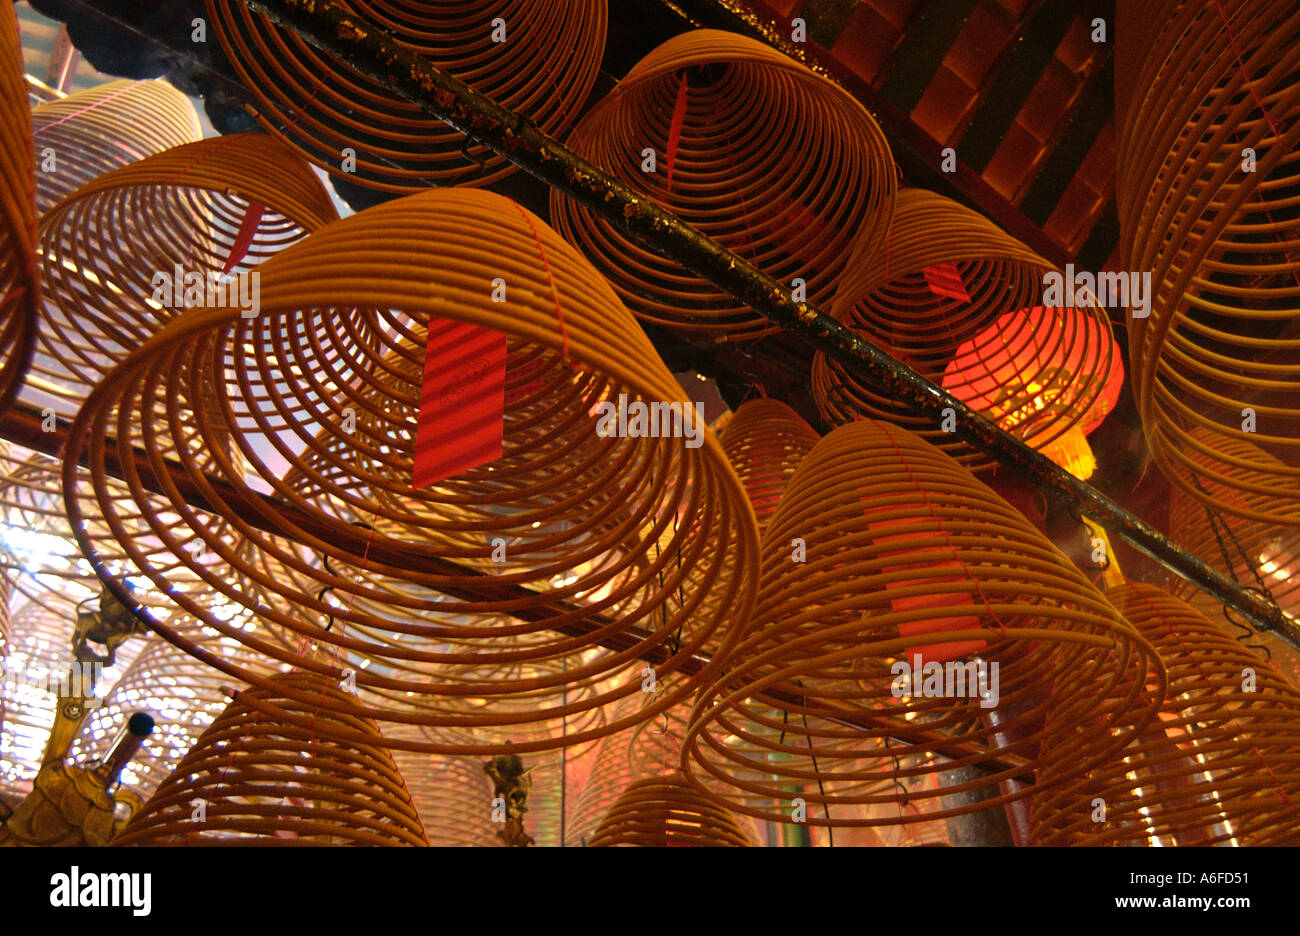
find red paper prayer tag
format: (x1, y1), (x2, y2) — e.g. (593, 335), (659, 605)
(864, 507), (987, 665)
(922, 261), (970, 303)
(413, 318), (507, 488)
(221, 201), (266, 275)
(666, 70), (690, 193)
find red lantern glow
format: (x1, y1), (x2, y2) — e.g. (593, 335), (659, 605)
(941, 306), (1124, 479)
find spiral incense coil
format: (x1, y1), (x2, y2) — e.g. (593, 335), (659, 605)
(551, 29), (895, 340)
(68, 635), (259, 801)
(32, 135), (339, 415)
(682, 419), (1164, 829)
(388, 750), (501, 846)
(111, 671), (428, 845)
(1116, 0), (1300, 525)
(1030, 583), (1300, 846)
(63, 187), (760, 753)
(813, 190), (1123, 476)
(206, 0), (606, 193)
(719, 398), (819, 529)
(587, 775), (754, 846)
(0, 2), (36, 413)
(0, 599), (138, 800)
(31, 80), (201, 215)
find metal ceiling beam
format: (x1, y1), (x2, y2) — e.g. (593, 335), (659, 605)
(240, 0), (1296, 647)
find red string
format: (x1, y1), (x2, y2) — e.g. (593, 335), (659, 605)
(32, 80), (144, 135)
(511, 200), (571, 358)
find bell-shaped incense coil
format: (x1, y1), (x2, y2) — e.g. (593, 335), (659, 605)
(62, 187), (759, 754)
(1166, 427), (1300, 682)
(387, 747), (501, 847)
(206, 0), (606, 193)
(682, 419), (1164, 829)
(1030, 583), (1300, 845)
(0, 600), (137, 800)
(588, 775), (754, 846)
(551, 29), (895, 340)
(32, 135), (339, 415)
(31, 80), (201, 215)
(719, 399), (819, 529)
(0, 3), (36, 412)
(1116, 0), (1300, 525)
(813, 190), (1123, 476)
(68, 635), (257, 801)
(111, 671), (428, 845)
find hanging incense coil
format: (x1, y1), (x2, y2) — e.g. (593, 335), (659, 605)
(719, 398), (819, 530)
(388, 750), (501, 847)
(1030, 583), (1300, 845)
(31, 80), (201, 215)
(813, 190), (1123, 476)
(32, 135), (339, 415)
(551, 29), (895, 340)
(1165, 427), (1300, 684)
(1116, 0), (1300, 525)
(0, 2), (36, 412)
(112, 671), (428, 845)
(587, 775), (755, 846)
(62, 187), (760, 754)
(206, 0), (606, 193)
(68, 635), (259, 801)
(682, 419), (1164, 829)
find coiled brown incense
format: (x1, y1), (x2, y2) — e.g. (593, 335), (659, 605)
(33, 135), (338, 415)
(813, 190), (1122, 477)
(1030, 582), (1300, 845)
(552, 29), (895, 340)
(1116, 0), (1300, 525)
(62, 188), (759, 753)
(682, 419), (1164, 829)
(112, 671), (429, 845)
(206, 0), (606, 192)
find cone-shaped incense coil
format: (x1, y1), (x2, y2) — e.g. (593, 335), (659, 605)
(31, 79), (200, 214)
(112, 671), (429, 845)
(33, 135), (338, 415)
(719, 399), (819, 530)
(1166, 427), (1300, 684)
(206, 0), (606, 192)
(552, 29), (894, 340)
(1030, 583), (1300, 845)
(1116, 0), (1300, 525)
(813, 190), (1122, 475)
(62, 187), (759, 753)
(682, 419), (1164, 828)
(0, 2), (36, 411)
(587, 775), (754, 846)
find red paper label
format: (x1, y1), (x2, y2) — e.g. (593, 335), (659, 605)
(864, 508), (986, 665)
(922, 262), (970, 303)
(412, 319), (507, 487)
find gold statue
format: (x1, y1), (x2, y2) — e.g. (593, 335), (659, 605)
(484, 752), (534, 847)
(0, 588), (150, 846)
